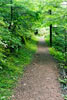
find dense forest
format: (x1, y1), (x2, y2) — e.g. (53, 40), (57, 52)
(0, 0), (67, 100)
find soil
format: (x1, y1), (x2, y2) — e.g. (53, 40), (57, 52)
(12, 37), (64, 100)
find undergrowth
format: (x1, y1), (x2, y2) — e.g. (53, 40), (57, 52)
(45, 33), (67, 100)
(0, 37), (37, 100)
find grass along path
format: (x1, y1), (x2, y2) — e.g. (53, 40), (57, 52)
(12, 37), (63, 100)
(0, 37), (37, 100)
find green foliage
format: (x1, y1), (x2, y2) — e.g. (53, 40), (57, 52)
(45, 31), (67, 63)
(0, 0), (40, 52)
(0, 0), (67, 99)
(0, 0), (39, 99)
(45, 32), (67, 100)
(64, 95), (67, 100)
(49, 48), (65, 62)
(0, 38), (37, 100)
(59, 78), (67, 84)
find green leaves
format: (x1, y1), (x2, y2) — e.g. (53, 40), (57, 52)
(39, 0), (67, 28)
(0, 1), (39, 99)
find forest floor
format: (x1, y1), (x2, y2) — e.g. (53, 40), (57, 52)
(12, 37), (64, 100)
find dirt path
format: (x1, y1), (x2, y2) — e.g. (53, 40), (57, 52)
(12, 37), (64, 100)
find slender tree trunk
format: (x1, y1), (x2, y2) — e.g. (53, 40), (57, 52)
(49, 10), (52, 47)
(50, 24), (52, 47)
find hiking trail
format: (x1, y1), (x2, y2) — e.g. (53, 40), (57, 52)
(12, 37), (63, 100)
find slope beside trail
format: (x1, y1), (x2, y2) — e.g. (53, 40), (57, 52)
(12, 37), (64, 100)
